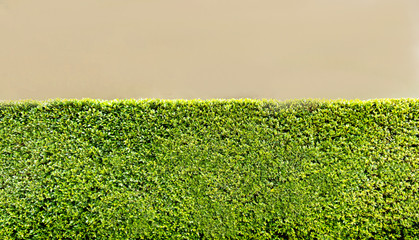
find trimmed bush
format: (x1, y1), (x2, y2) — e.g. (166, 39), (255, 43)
(0, 98), (418, 239)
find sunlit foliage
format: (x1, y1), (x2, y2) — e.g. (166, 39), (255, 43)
(0, 98), (418, 239)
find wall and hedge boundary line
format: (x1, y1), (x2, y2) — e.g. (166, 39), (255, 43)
(0, 98), (418, 239)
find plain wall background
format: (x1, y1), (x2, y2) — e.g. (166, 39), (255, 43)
(1, 0), (418, 100)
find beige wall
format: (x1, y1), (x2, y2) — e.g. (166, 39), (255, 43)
(1, 0), (418, 100)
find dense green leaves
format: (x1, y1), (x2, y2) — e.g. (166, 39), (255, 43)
(0, 98), (418, 239)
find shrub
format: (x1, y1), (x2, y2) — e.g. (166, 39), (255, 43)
(0, 98), (418, 239)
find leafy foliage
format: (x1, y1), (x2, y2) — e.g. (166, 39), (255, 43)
(0, 98), (418, 239)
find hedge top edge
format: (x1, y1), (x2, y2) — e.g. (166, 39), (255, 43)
(0, 97), (418, 107)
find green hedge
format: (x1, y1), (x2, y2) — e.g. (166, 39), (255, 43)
(0, 98), (418, 239)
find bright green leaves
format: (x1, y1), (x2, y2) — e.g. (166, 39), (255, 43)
(0, 98), (418, 239)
